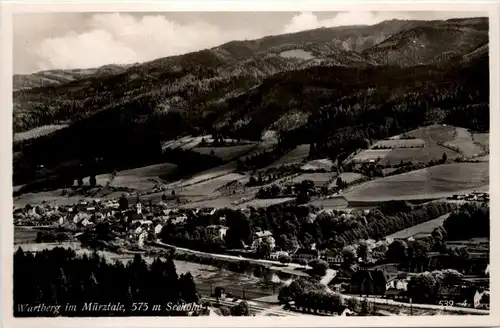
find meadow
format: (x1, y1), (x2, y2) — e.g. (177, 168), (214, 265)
(443, 127), (484, 158)
(351, 149), (392, 163)
(287, 173), (336, 186)
(371, 139), (425, 149)
(337, 172), (365, 184)
(192, 144), (256, 161)
(378, 146), (459, 166)
(13, 124), (68, 142)
(385, 212), (451, 240)
(343, 162), (489, 202)
(95, 163), (178, 191)
(265, 144), (310, 168)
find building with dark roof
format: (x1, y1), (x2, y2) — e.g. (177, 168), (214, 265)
(350, 269), (398, 296)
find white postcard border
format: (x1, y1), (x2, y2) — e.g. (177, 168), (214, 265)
(1, 1), (499, 327)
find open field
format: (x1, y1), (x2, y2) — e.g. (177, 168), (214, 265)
(179, 195), (246, 209)
(279, 49), (315, 60)
(14, 190), (92, 207)
(443, 127), (483, 158)
(95, 163), (177, 191)
(14, 124), (68, 142)
(236, 197), (296, 209)
(192, 144), (256, 161)
(177, 173), (247, 197)
(171, 162), (238, 189)
(382, 168), (398, 175)
(239, 138), (278, 161)
(378, 146), (459, 165)
(265, 144), (310, 168)
(474, 154), (489, 162)
(335, 172), (365, 185)
(473, 133), (489, 146)
(405, 124), (456, 145)
(162, 136), (205, 151)
(351, 149), (392, 163)
(371, 139), (425, 149)
(386, 213), (451, 240)
(343, 162), (489, 202)
(473, 133), (489, 151)
(347, 125), (479, 166)
(309, 196), (348, 209)
(286, 173), (336, 186)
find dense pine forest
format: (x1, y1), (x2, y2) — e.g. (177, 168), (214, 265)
(13, 248), (201, 317)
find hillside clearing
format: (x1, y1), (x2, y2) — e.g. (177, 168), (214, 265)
(309, 197), (348, 209)
(343, 162), (489, 202)
(14, 124), (68, 142)
(405, 124), (456, 145)
(351, 149), (392, 163)
(265, 144), (310, 168)
(192, 144), (256, 161)
(371, 139), (425, 149)
(279, 49), (315, 60)
(473, 133), (489, 150)
(177, 173), (247, 197)
(286, 173), (336, 186)
(336, 172), (365, 185)
(386, 213), (451, 240)
(170, 162), (238, 189)
(443, 127), (483, 157)
(95, 163), (178, 190)
(236, 197), (296, 209)
(378, 146), (459, 165)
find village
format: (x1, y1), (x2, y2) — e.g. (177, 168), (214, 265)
(13, 189), (490, 316)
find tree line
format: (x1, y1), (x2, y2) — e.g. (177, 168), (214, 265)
(14, 247), (201, 317)
(158, 201), (456, 256)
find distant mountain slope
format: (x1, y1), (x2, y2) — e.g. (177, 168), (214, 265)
(13, 64), (131, 90)
(14, 45), (488, 186)
(12, 17), (489, 189)
(13, 18), (487, 134)
(213, 47), (489, 140)
(13, 20), (406, 92)
(363, 20), (488, 66)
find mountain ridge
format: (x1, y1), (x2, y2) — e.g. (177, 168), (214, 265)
(12, 17), (490, 191)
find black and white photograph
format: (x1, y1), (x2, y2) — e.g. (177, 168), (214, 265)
(2, 1), (498, 327)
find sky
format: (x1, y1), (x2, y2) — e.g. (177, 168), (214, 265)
(13, 11), (485, 74)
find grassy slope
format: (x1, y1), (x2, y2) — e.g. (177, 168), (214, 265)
(386, 212), (451, 239)
(343, 162), (489, 202)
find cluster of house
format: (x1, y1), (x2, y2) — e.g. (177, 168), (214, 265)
(323, 235), (490, 309)
(268, 246), (344, 265)
(447, 192), (489, 202)
(342, 263), (489, 309)
(13, 199), (218, 248)
(392, 235), (490, 276)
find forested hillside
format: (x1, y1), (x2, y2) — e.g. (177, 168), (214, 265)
(12, 17), (489, 189)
